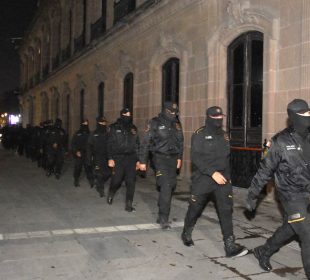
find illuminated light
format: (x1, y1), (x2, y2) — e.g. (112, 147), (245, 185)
(4, 113), (7, 117)
(9, 115), (20, 125)
(18, 114), (21, 117)
(1, 114), (3, 118)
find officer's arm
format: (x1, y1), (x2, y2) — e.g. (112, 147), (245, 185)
(177, 123), (184, 160)
(139, 121), (154, 164)
(248, 140), (281, 197)
(135, 131), (140, 162)
(71, 134), (78, 154)
(191, 133), (216, 176)
(86, 133), (94, 164)
(107, 125), (116, 160)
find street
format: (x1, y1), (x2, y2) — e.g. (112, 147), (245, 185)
(0, 147), (306, 280)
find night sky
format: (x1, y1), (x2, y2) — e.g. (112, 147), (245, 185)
(0, 0), (38, 112)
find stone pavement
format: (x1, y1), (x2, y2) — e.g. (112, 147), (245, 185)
(0, 147), (307, 280)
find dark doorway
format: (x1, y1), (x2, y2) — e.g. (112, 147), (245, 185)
(123, 72), (133, 113)
(98, 82), (104, 117)
(66, 94), (70, 132)
(162, 58), (179, 109)
(80, 89), (85, 122)
(227, 31), (263, 188)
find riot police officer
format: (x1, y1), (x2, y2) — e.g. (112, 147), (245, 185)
(181, 106), (248, 258)
(71, 119), (93, 187)
(45, 118), (67, 179)
(139, 102), (184, 229)
(245, 99), (310, 278)
(107, 108), (140, 212)
(87, 116), (111, 197)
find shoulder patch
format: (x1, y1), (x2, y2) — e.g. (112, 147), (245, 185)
(175, 122), (182, 131)
(224, 133), (230, 141)
(145, 123), (150, 132)
(194, 127), (204, 134)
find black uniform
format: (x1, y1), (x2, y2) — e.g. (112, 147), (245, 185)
(87, 120), (110, 196)
(246, 99), (310, 277)
(140, 106), (184, 228)
(182, 106), (247, 257)
(107, 114), (139, 211)
(71, 123), (93, 187)
(45, 119), (66, 179)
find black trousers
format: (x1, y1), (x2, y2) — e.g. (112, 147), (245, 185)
(93, 159), (111, 193)
(154, 154), (178, 223)
(264, 195), (310, 279)
(184, 183), (234, 240)
(46, 147), (64, 175)
(73, 155), (93, 182)
(109, 154), (137, 202)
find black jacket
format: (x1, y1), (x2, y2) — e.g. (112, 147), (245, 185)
(190, 125), (231, 195)
(249, 127), (310, 200)
(45, 126), (67, 150)
(139, 113), (184, 163)
(71, 128), (89, 156)
(107, 119), (139, 160)
(87, 127), (109, 165)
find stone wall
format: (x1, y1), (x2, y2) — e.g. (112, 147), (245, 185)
(19, 0), (310, 176)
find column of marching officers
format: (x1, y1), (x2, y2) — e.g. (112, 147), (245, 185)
(1, 99), (310, 278)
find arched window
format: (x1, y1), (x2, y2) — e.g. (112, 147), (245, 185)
(114, 0), (136, 24)
(80, 89), (85, 122)
(98, 82), (104, 117)
(123, 72), (133, 113)
(162, 58), (180, 109)
(227, 31), (263, 147)
(55, 96), (59, 119)
(66, 94), (70, 132)
(29, 98), (34, 125)
(41, 93), (49, 121)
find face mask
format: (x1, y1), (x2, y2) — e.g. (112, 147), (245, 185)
(96, 123), (106, 131)
(206, 116), (223, 129)
(163, 109), (177, 121)
(289, 111), (310, 138)
(80, 124), (89, 132)
(121, 115), (132, 124)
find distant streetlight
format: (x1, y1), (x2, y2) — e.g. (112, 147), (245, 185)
(1, 114), (4, 118)
(4, 113), (7, 117)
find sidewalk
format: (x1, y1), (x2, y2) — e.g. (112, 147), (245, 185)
(0, 147), (306, 280)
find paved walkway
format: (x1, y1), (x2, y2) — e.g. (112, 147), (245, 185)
(0, 147), (306, 280)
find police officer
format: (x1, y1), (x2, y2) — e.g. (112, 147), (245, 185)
(107, 108), (140, 212)
(87, 116), (111, 197)
(245, 99), (310, 278)
(71, 119), (93, 187)
(45, 118), (67, 179)
(181, 106), (248, 258)
(139, 102), (184, 229)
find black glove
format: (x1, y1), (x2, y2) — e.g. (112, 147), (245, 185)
(245, 190), (257, 212)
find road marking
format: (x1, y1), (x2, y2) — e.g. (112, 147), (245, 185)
(0, 222), (184, 241)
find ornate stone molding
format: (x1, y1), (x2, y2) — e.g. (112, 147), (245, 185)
(76, 74), (87, 89)
(93, 64), (106, 82)
(119, 50), (134, 71)
(63, 81), (71, 94)
(226, 0), (259, 27)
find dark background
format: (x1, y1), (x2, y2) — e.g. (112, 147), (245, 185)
(0, 0), (38, 113)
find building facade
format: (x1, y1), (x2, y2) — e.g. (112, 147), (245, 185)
(19, 0), (310, 176)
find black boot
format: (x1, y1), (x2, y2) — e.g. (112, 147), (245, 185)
(224, 236), (248, 257)
(253, 245), (273, 271)
(107, 194), (114, 205)
(74, 178), (79, 187)
(125, 200), (136, 212)
(181, 227), (194, 247)
(156, 216), (171, 230)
